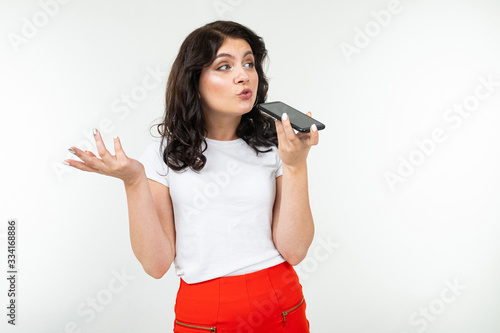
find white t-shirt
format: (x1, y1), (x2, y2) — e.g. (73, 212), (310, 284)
(138, 136), (285, 284)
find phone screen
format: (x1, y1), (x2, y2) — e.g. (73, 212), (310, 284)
(258, 101), (325, 132)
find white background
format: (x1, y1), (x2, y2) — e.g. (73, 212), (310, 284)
(1, 0), (500, 332)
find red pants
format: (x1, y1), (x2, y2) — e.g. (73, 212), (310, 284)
(173, 261), (310, 332)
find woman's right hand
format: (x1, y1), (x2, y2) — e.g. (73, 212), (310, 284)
(64, 128), (145, 186)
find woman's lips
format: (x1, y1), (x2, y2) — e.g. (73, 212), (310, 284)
(237, 89), (253, 99)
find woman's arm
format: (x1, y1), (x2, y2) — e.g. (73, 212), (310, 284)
(272, 168), (314, 266)
(272, 112), (319, 265)
(64, 129), (175, 279)
(125, 175), (176, 279)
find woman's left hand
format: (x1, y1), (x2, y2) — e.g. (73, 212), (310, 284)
(275, 111), (319, 169)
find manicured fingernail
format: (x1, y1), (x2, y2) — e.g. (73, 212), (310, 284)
(62, 161), (70, 166)
(93, 128), (98, 136)
(68, 147), (76, 154)
(282, 113), (288, 121)
(311, 124), (318, 132)
(113, 135), (118, 140)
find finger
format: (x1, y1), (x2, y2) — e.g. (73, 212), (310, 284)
(280, 113), (297, 143)
(113, 135), (128, 163)
(308, 124), (320, 145)
(64, 159), (101, 173)
(306, 111), (312, 118)
(68, 146), (106, 170)
(84, 150), (96, 158)
(93, 128), (114, 164)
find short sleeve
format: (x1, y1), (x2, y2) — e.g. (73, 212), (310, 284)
(138, 138), (170, 187)
(275, 148), (283, 178)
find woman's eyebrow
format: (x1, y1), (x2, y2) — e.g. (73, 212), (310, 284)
(214, 50), (253, 60)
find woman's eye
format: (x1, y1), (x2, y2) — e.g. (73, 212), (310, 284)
(217, 64), (230, 70)
(245, 62), (255, 68)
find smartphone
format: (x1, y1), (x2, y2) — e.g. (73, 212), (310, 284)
(258, 101), (326, 133)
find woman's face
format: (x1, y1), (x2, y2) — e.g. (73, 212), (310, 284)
(198, 37), (258, 119)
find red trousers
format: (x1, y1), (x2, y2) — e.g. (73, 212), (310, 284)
(173, 261), (310, 332)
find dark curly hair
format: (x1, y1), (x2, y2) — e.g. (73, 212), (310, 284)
(151, 20), (278, 172)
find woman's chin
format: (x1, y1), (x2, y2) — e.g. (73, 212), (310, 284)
(237, 101), (255, 113)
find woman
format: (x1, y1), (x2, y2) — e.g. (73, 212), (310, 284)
(64, 20), (319, 332)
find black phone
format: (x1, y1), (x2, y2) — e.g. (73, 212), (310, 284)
(258, 101), (326, 133)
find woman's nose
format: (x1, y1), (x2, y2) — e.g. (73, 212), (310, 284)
(234, 66), (249, 84)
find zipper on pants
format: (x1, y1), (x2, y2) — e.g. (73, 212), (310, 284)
(281, 296), (305, 327)
(175, 320), (217, 332)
